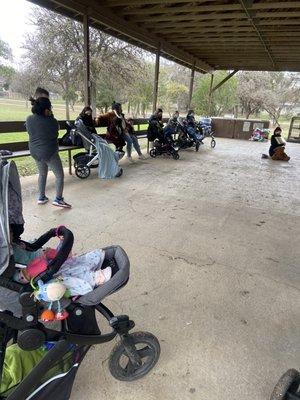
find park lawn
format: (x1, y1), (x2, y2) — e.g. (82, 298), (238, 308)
(0, 101), (80, 121)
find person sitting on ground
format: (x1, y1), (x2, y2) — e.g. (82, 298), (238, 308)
(185, 110), (200, 144)
(126, 117), (146, 160)
(268, 127), (290, 161)
(76, 106), (97, 134)
(147, 108), (164, 145)
(26, 97), (71, 208)
(95, 102), (126, 152)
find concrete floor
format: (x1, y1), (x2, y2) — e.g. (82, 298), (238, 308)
(19, 138), (300, 400)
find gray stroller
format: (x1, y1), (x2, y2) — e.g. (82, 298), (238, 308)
(72, 120), (124, 179)
(0, 160), (160, 399)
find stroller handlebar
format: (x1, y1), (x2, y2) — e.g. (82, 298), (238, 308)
(33, 226), (74, 284)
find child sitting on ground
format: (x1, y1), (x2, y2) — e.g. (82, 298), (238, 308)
(262, 127), (290, 161)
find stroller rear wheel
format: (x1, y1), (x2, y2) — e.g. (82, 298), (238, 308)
(172, 152), (180, 160)
(195, 141), (200, 152)
(270, 369), (300, 400)
(109, 331), (160, 381)
(75, 164), (90, 179)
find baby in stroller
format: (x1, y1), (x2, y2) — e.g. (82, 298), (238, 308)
(12, 227), (113, 297)
(0, 160), (160, 400)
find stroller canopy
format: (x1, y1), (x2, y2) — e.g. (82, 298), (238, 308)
(0, 160), (24, 276)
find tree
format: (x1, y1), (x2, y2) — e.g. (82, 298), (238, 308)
(237, 71), (267, 119)
(0, 38), (15, 91)
(21, 7), (141, 118)
(262, 72), (300, 125)
(193, 71), (238, 116)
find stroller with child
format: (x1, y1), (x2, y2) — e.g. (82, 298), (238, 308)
(173, 118), (200, 152)
(198, 118), (216, 148)
(72, 120), (123, 179)
(149, 125), (179, 160)
(0, 160), (160, 399)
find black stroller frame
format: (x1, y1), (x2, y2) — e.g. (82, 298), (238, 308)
(0, 160), (160, 400)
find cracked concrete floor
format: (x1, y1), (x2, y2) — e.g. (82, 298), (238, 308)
(19, 138), (300, 400)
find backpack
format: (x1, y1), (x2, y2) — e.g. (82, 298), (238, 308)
(59, 131), (72, 146)
(70, 130), (83, 147)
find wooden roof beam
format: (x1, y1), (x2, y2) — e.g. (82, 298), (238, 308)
(137, 10), (300, 24)
(105, 0), (215, 6)
(148, 18), (300, 32)
(123, 1), (300, 16)
(238, 0), (276, 69)
(28, 0), (213, 72)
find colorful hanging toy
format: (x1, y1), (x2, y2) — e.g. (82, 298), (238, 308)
(31, 279), (70, 322)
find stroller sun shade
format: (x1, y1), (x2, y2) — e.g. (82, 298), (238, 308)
(0, 160), (24, 276)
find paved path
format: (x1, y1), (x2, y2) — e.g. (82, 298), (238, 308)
(20, 138), (300, 400)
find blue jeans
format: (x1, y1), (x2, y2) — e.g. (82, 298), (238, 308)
(187, 127), (198, 142)
(123, 133), (133, 157)
(124, 133), (142, 157)
(34, 152), (64, 199)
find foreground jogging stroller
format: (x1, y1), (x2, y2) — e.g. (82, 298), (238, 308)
(72, 120), (123, 179)
(0, 160), (160, 400)
(270, 369), (300, 400)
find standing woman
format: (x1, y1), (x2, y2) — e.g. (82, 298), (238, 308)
(26, 97), (71, 208)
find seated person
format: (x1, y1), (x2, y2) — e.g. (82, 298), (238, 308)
(186, 110), (200, 143)
(95, 102), (126, 152)
(163, 111), (179, 142)
(269, 127), (290, 161)
(126, 118), (146, 160)
(76, 106), (97, 134)
(147, 108), (164, 144)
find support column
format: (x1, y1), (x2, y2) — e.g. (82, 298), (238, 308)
(83, 14), (91, 107)
(187, 63), (195, 111)
(208, 73), (214, 116)
(152, 46), (160, 113)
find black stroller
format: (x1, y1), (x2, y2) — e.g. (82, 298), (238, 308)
(0, 160), (160, 399)
(149, 127), (179, 160)
(173, 118), (200, 152)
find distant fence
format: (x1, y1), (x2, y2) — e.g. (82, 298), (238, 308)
(287, 116), (300, 143)
(211, 118), (270, 140)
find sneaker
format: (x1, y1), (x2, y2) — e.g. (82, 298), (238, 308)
(138, 154), (146, 160)
(127, 156), (134, 163)
(52, 197), (72, 209)
(37, 196), (49, 205)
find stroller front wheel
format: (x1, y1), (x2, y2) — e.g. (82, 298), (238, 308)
(270, 369), (300, 400)
(211, 139), (216, 148)
(75, 164), (90, 179)
(149, 148), (157, 158)
(109, 331), (160, 381)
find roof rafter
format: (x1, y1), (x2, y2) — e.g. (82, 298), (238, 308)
(122, 1), (300, 16)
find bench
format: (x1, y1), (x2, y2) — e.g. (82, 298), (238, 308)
(0, 118), (168, 174)
(0, 142), (81, 175)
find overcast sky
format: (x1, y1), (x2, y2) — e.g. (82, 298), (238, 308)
(0, 0), (33, 64)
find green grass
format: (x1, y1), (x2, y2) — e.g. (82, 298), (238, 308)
(0, 100), (149, 176)
(0, 99), (81, 121)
